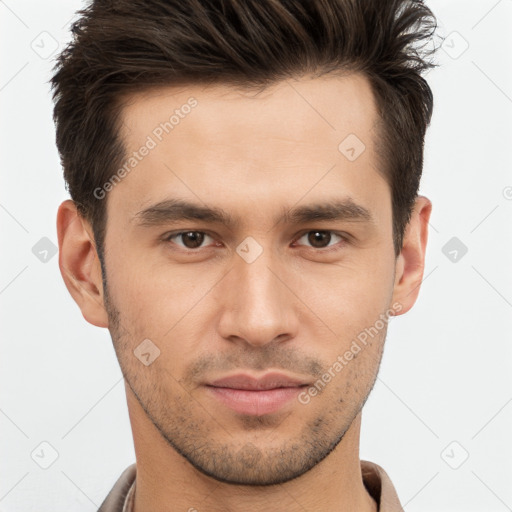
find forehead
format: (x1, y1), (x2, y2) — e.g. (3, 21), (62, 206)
(109, 73), (388, 228)
(119, 73), (378, 147)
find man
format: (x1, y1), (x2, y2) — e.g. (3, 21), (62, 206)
(52, 0), (438, 510)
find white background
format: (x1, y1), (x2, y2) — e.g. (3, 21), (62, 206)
(1, 1), (511, 510)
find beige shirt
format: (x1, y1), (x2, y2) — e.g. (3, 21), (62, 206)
(98, 459), (403, 511)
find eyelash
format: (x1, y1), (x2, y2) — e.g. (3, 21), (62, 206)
(161, 230), (349, 252)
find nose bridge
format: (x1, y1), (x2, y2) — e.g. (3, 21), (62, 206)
(218, 242), (297, 346)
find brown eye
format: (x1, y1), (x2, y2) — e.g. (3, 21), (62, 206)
(308, 231), (331, 248)
(295, 231), (345, 250)
(165, 231), (213, 249)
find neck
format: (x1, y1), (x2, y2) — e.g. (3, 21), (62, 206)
(126, 386), (377, 512)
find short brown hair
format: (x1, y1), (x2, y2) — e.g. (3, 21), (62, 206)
(51, 0), (438, 260)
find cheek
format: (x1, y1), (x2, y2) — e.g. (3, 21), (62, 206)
(301, 266), (391, 330)
(105, 253), (169, 337)
(107, 254), (218, 346)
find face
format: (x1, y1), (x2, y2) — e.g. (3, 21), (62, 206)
(98, 74), (400, 485)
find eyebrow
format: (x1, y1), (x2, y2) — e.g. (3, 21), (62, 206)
(132, 197), (375, 229)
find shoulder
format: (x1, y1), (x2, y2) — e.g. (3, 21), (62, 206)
(98, 463), (137, 512)
(361, 459), (403, 512)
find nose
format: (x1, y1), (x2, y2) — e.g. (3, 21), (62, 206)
(216, 248), (299, 348)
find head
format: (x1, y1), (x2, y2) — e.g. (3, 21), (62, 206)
(54, 0), (436, 486)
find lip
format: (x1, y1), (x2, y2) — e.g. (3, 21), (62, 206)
(208, 372), (310, 390)
(205, 372), (310, 416)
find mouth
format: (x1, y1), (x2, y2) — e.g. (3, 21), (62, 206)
(204, 372), (310, 416)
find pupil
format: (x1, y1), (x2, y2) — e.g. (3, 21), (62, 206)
(308, 231), (330, 248)
(183, 231), (204, 248)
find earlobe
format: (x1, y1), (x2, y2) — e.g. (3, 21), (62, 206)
(56, 200), (109, 328)
(391, 195), (432, 316)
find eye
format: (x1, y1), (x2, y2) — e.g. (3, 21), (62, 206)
(293, 230), (347, 250)
(161, 229), (348, 253)
(163, 231), (216, 250)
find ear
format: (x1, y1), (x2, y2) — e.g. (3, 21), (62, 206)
(391, 195), (432, 315)
(56, 200), (109, 328)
